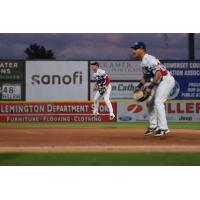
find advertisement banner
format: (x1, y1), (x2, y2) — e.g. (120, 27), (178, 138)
(89, 61), (142, 81)
(163, 61), (200, 100)
(165, 101), (200, 121)
(0, 102), (117, 123)
(117, 100), (200, 122)
(0, 83), (22, 100)
(0, 60), (25, 81)
(89, 60), (200, 100)
(90, 82), (137, 100)
(26, 61), (88, 101)
(117, 101), (147, 122)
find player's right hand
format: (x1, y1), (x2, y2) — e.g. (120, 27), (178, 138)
(144, 87), (152, 95)
(93, 84), (98, 91)
(133, 87), (141, 93)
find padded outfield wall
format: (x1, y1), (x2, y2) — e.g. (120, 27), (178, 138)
(0, 60), (199, 122)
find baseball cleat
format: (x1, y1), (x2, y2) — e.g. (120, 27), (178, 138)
(109, 113), (115, 120)
(154, 129), (170, 137)
(144, 127), (158, 136)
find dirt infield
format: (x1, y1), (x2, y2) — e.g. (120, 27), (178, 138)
(0, 126), (200, 152)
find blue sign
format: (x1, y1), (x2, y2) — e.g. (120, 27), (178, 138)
(163, 61), (200, 100)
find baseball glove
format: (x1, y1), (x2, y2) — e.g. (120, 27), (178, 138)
(98, 86), (107, 96)
(133, 90), (150, 102)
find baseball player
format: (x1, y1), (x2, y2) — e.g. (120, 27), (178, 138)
(131, 42), (175, 136)
(91, 62), (115, 120)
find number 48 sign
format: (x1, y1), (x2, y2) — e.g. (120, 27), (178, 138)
(0, 84), (21, 100)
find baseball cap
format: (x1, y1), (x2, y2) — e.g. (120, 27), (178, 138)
(131, 42), (146, 50)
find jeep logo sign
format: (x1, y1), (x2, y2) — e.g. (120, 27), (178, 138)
(26, 61), (88, 101)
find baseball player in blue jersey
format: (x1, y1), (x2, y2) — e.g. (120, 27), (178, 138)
(91, 62), (115, 120)
(131, 42), (175, 136)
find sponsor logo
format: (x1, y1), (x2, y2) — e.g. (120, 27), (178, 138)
(166, 102), (200, 114)
(168, 80), (180, 99)
(111, 83), (136, 92)
(179, 116), (193, 121)
(91, 104), (109, 112)
(31, 71), (83, 85)
(119, 116), (132, 121)
(0, 62), (18, 68)
(127, 104), (143, 113)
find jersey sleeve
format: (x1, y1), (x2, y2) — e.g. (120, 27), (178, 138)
(104, 74), (110, 86)
(150, 58), (168, 76)
(142, 55), (168, 81)
(147, 57), (161, 74)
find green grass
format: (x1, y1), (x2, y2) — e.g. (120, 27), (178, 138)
(0, 152), (200, 166)
(1, 122), (200, 130)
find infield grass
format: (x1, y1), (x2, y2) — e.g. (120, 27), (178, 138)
(0, 152), (200, 166)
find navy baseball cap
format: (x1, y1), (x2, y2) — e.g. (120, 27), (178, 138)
(131, 42), (146, 50)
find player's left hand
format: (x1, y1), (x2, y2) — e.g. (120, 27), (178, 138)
(144, 87), (152, 95)
(99, 86), (107, 96)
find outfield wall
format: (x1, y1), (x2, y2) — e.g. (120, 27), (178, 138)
(0, 60), (200, 122)
(0, 102), (117, 123)
(1, 60), (200, 101)
(117, 100), (200, 122)
(0, 100), (200, 122)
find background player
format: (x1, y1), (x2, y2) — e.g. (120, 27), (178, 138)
(91, 62), (115, 120)
(132, 42), (175, 136)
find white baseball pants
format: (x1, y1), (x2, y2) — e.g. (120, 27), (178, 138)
(146, 74), (175, 130)
(93, 84), (114, 115)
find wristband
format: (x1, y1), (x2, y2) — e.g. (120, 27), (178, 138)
(137, 82), (144, 89)
(148, 82), (156, 89)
